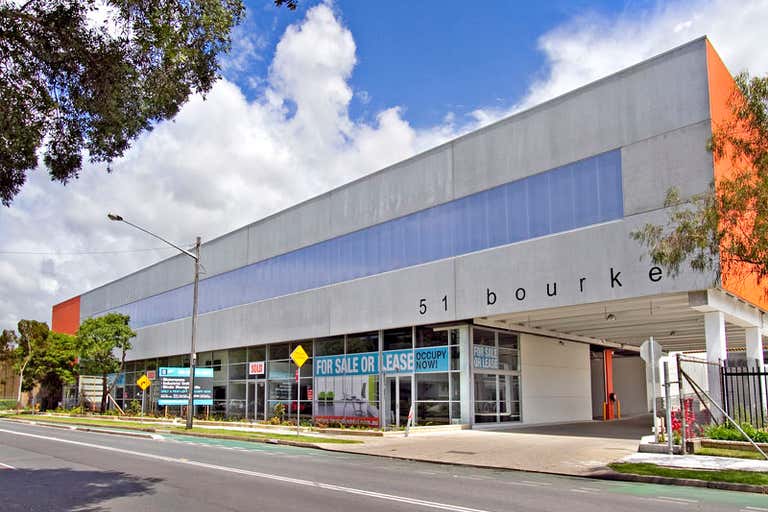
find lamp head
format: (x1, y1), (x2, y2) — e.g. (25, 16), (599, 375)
(107, 213), (124, 222)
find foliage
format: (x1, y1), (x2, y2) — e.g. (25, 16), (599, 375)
(126, 398), (142, 416)
(77, 313), (136, 413)
(632, 72), (768, 285)
(696, 446), (767, 460)
(0, 398), (17, 409)
(704, 421), (768, 444)
(271, 402), (286, 422)
(0, 0), (294, 205)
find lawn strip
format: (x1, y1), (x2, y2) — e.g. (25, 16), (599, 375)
(609, 462), (768, 486)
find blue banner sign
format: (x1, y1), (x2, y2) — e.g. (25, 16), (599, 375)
(158, 366), (214, 406)
(315, 347), (449, 377)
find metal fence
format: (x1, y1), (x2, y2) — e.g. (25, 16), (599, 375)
(721, 365), (768, 429)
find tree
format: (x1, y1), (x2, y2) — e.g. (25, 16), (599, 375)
(77, 313), (135, 413)
(632, 72), (768, 288)
(25, 331), (80, 410)
(12, 320), (50, 409)
(0, 329), (19, 398)
(0, 0), (297, 206)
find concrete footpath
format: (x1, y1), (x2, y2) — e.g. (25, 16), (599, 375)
(321, 417), (650, 476)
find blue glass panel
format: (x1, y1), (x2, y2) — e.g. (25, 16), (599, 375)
(107, 149), (623, 328)
(485, 185), (508, 247)
(549, 165), (575, 233)
(527, 173), (550, 238)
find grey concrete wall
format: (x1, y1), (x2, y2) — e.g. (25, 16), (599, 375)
(81, 38), (718, 359)
(613, 355), (649, 417)
(521, 334), (592, 424)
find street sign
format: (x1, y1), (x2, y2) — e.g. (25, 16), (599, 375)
(640, 337), (664, 442)
(136, 374), (151, 391)
(146, 370), (156, 380)
(290, 345), (309, 368)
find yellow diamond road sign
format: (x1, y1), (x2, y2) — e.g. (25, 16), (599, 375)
(136, 374), (151, 391)
(290, 345), (309, 368)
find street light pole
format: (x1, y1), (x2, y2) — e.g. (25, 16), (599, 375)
(107, 213), (201, 429)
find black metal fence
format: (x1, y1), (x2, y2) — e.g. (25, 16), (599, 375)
(721, 365), (768, 429)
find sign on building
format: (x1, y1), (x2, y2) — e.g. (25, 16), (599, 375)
(248, 361), (265, 375)
(158, 367), (214, 406)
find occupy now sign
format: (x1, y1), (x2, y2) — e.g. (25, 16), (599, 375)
(315, 347), (449, 377)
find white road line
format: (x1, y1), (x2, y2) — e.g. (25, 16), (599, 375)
(0, 428), (491, 512)
(657, 497), (698, 503)
(647, 498), (690, 506)
(521, 481), (551, 486)
(0, 462), (16, 470)
(745, 508), (768, 512)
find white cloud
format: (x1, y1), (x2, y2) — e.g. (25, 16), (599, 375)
(1, 0), (767, 332)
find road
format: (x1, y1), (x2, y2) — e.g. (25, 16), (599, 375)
(0, 419), (765, 512)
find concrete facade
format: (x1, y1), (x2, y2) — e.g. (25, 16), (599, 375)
(53, 38), (763, 427)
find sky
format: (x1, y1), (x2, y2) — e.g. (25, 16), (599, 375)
(1, 0), (768, 332)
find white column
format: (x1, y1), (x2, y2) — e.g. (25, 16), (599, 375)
(704, 311), (727, 408)
(745, 326), (767, 417)
(459, 325), (472, 425)
(745, 327), (765, 370)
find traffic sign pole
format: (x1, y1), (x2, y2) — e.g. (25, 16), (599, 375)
(290, 345), (309, 436)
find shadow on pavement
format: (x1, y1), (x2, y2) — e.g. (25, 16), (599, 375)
(484, 414), (652, 440)
(0, 467), (161, 512)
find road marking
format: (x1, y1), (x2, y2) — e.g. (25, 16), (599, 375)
(521, 480), (551, 486)
(657, 497), (698, 503)
(647, 498), (690, 506)
(0, 428), (491, 512)
(0, 462), (16, 470)
(744, 508), (768, 512)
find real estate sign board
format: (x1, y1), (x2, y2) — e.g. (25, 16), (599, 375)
(158, 367), (214, 406)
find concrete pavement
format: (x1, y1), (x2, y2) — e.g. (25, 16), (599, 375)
(320, 416), (650, 476)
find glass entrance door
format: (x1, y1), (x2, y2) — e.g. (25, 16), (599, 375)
(385, 375), (412, 428)
(248, 381), (266, 421)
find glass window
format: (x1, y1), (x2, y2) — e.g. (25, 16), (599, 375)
(315, 336), (344, 356)
(248, 346), (266, 361)
(229, 363), (246, 380)
(269, 343), (290, 360)
(383, 328), (412, 351)
(346, 332), (378, 353)
(229, 348), (247, 363)
(416, 326), (448, 347)
(498, 333), (519, 371)
(269, 381), (292, 400)
(416, 373), (449, 401)
(417, 402), (450, 425)
(268, 361), (292, 380)
(229, 382), (246, 400)
(474, 374), (497, 423)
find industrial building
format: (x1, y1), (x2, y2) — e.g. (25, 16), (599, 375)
(51, 38), (766, 428)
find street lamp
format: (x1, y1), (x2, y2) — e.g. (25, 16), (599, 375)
(108, 213), (201, 429)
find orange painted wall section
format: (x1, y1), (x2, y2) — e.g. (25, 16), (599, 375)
(51, 296), (80, 335)
(706, 40), (768, 310)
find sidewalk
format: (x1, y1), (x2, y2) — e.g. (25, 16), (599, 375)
(320, 423), (643, 476)
(621, 452), (768, 472)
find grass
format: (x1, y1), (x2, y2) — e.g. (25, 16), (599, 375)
(5, 414), (359, 444)
(696, 447), (768, 461)
(609, 462), (768, 486)
(169, 427), (360, 444)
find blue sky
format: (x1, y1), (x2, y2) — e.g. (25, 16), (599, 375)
(229, 0), (654, 128)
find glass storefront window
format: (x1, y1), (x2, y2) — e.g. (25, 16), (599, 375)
(498, 333), (519, 371)
(269, 343), (290, 360)
(416, 373), (449, 401)
(248, 346), (266, 361)
(383, 328), (412, 351)
(416, 326), (448, 347)
(229, 382), (246, 399)
(417, 402), (449, 425)
(315, 336), (344, 356)
(268, 361), (292, 380)
(229, 348), (247, 363)
(229, 363), (246, 380)
(346, 332), (378, 353)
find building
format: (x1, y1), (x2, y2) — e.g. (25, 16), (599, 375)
(51, 37), (766, 427)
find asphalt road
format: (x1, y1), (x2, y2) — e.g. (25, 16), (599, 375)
(0, 419), (765, 512)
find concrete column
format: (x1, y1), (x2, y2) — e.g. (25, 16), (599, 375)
(745, 326), (767, 417)
(704, 311), (727, 408)
(745, 327), (765, 370)
(459, 325), (472, 425)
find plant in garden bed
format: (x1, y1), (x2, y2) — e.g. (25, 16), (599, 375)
(704, 422), (768, 443)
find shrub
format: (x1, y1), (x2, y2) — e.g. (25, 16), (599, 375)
(704, 422), (768, 443)
(126, 399), (142, 416)
(0, 399), (17, 410)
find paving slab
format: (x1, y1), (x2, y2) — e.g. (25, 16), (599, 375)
(322, 417), (650, 476)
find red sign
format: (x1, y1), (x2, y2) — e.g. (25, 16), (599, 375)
(295, 368), (300, 382)
(146, 370), (156, 380)
(248, 361), (265, 375)
(307, 389), (313, 400)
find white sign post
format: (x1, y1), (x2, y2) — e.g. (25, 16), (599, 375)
(640, 337), (663, 443)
